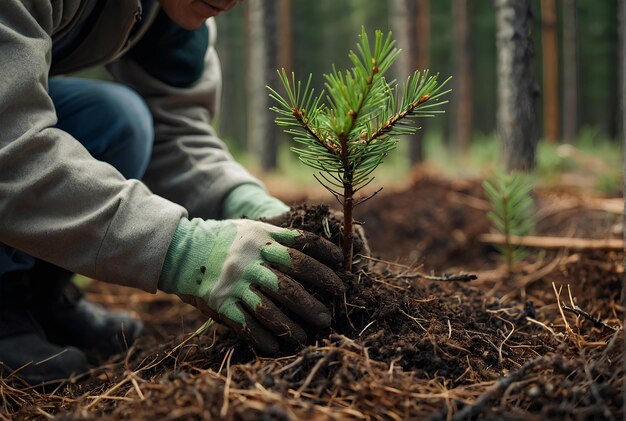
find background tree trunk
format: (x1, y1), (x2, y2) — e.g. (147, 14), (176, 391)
(278, 0), (292, 73)
(389, 0), (410, 84)
(562, 0), (578, 145)
(452, 0), (473, 154)
(245, 0), (280, 171)
(496, 0), (539, 172)
(390, 0), (431, 165)
(409, 0), (431, 164)
(541, 0), (560, 143)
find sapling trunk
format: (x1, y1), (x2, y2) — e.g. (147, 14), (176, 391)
(268, 28), (450, 271)
(502, 193), (514, 275)
(339, 134), (354, 270)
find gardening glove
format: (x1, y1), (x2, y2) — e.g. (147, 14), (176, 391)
(222, 184), (289, 220)
(264, 208), (371, 270)
(158, 218), (344, 354)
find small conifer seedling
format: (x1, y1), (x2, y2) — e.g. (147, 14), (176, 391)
(483, 172), (536, 275)
(268, 28), (450, 270)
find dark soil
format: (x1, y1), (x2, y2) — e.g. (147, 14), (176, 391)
(355, 173), (494, 270)
(1, 171), (623, 420)
(271, 203), (542, 380)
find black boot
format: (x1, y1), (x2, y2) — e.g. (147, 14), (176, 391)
(0, 273), (88, 385)
(28, 260), (144, 363)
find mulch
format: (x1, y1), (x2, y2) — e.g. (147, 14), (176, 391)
(1, 171), (623, 420)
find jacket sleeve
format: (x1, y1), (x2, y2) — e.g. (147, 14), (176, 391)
(0, 1), (187, 292)
(107, 13), (264, 220)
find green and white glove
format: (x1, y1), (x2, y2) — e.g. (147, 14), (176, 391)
(222, 184), (289, 220)
(158, 218), (344, 354)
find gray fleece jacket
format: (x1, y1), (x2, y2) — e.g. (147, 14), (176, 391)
(0, 0), (261, 292)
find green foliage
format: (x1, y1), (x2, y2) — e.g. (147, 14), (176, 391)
(594, 173), (622, 196)
(215, 0), (621, 150)
(577, 0), (620, 135)
(535, 142), (578, 181)
(483, 172), (535, 273)
(268, 27), (450, 202)
(421, 133), (622, 193)
(268, 27), (449, 268)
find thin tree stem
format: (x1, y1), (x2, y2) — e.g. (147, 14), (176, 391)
(503, 194), (513, 275)
(340, 134), (354, 270)
(336, 59), (378, 271)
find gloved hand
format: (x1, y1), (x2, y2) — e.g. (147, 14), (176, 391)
(158, 218), (344, 354)
(222, 184), (289, 220)
(263, 208), (371, 270)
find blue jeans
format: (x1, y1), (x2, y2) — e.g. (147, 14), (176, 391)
(0, 78), (154, 277)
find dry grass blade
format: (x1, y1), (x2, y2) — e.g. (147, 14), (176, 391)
(447, 356), (548, 421)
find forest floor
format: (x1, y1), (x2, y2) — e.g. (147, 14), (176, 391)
(1, 168), (623, 420)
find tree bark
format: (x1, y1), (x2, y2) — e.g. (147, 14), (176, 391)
(389, 0), (410, 84)
(278, 0), (292, 73)
(541, 0), (560, 143)
(496, 0), (539, 172)
(390, 0), (430, 165)
(245, 1), (279, 171)
(409, 0), (431, 164)
(562, 0), (578, 145)
(452, 0), (473, 154)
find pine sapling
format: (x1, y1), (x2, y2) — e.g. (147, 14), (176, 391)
(483, 172), (536, 275)
(268, 28), (450, 270)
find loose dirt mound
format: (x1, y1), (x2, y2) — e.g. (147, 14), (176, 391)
(1, 173), (623, 420)
(356, 172), (493, 270)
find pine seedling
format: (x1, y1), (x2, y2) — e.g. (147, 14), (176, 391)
(268, 28), (450, 270)
(482, 172), (536, 274)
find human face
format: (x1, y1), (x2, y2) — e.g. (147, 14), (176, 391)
(158, 0), (240, 29)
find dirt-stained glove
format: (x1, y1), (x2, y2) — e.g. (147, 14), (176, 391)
(264, 208), (371, 270)
(158, 218), (344, 354)
(222, 184), (289, 220)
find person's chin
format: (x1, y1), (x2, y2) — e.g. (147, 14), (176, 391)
(195, 1), (224, 17)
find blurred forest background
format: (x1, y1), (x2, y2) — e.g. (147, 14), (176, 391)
(213, 0), (623, 193)
(80, 0), (624, 193)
